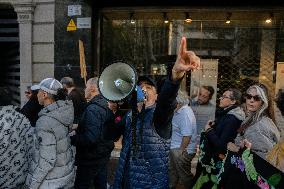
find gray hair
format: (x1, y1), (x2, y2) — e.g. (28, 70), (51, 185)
(242, 84), (269, 127)
(87, 77), (98, 88)
(176, 90), (189, 106)
(238, 84), (269, 133)
(60, 77), (74, 88)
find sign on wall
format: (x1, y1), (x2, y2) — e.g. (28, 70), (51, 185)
(67, 19), (77, 31)
(68, 5), (82, 16)
(77, 17), (91, 28)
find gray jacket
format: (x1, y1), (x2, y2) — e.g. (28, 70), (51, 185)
(235, 116), (280, 160)
(26, 100), (75, 189)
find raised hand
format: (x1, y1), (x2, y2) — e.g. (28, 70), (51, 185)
(172, 37), (200, 81)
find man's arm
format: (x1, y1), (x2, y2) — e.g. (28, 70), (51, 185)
(153, 78), (181, 139)
(180, 136), (191, 153)
(71, 107), (103, 146)
(154, 37), (200, 139)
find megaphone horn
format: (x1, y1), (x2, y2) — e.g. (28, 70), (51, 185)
(98, 62), (137, 101)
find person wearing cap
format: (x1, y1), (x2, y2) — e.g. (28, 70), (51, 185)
(71, 77), (115, 189)
(25, 78), (75, 189)
(106, 37), (200, 189)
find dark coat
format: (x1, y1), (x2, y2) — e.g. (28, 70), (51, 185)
(68, 88), (86, 124)
(71, 94), (114, 166)
(206, 106), (246, 154)
(20, 96), (43, 127)
(191, 106), (245, 189)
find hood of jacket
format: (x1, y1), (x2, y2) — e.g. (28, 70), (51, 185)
(227, 106), (246, 121)
(39, 100), (74, 127)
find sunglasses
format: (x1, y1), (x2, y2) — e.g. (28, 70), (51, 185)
(25, 91), (31, 94)
(245, 93), (261, 101)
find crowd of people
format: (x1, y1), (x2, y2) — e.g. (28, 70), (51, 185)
(0, 36), (283, 189)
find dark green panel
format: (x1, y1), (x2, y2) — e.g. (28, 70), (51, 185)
(54, 0), (93, 88)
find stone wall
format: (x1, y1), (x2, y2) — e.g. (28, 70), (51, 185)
(1, 0), (93, 105)
(32, 0), (55, 83)
(4, 0), (56, 105)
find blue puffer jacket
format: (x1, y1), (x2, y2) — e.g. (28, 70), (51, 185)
(113, 107), (171, 189)
(110, 78), (181, 189)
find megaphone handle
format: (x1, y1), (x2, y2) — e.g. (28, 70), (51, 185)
(131, 90), (138, 155)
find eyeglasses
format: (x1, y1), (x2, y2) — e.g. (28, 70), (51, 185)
(220, 95), (231, 100)
(245, 93), (261, 101)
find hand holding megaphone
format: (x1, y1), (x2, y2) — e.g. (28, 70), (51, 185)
(172, 37), (200, 81)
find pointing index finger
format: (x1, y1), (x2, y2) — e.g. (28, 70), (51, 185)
(179, 37), (187, 57)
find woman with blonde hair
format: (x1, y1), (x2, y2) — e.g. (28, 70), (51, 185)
(223, 84), (282, 189)
(228, 83), (280, 160)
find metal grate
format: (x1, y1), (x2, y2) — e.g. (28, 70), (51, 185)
(102, 19), (169, 77)
(101, 17), (283, 108)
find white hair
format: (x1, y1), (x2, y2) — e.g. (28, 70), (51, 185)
(242, 84), (269, 126)
(176, 90), (189, 106)
(87, 77), (98, 88)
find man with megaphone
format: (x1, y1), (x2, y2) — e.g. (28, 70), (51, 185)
(104, 37), (200, 189)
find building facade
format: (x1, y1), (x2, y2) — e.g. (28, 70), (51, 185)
(0, 0), (284, 134)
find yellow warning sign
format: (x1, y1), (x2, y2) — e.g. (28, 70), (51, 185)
(67, 19), (77, 31)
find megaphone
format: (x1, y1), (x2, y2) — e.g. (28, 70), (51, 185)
(98, 62), (137, 102)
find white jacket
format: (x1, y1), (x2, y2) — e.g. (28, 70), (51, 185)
(26, 100), (75, 189)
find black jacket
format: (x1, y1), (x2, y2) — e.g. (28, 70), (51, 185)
(20, 97), (43, 127)
(191, 106), (246, 189)
(71, 94), (114, 166)
(206, 105), (245, 154)
(68, 88), (86, 124)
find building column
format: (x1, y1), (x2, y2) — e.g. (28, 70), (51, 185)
(13, 2), (35, 106)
